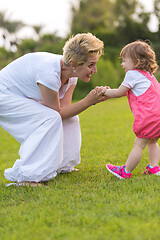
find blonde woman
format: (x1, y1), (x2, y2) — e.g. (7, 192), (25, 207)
(96, 40), (160, 179)
(0, 33), (106, 186)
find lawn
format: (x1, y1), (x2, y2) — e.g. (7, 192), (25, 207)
(0, 98), (160, 240)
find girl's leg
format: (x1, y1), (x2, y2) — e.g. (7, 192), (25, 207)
(147, 138), (160, 167)
(125, 137), (149, 172)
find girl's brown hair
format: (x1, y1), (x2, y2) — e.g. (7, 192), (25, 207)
(120, 40), (159, 73)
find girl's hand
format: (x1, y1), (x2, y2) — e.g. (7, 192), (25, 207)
(95, 86), (107, 95)
(85, 87), (109, 105)
(105, 86), (111, 90)
(94, 86), (111, 95)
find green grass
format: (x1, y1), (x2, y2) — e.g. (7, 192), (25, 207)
(1, 98), (160, 240)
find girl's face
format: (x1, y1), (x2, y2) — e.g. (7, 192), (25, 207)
(75, 54), (99, 82)
(121, 56), (136, 73)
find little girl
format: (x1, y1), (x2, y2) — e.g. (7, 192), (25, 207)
(97, 40), (160, 179)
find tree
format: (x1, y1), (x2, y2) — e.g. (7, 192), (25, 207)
(0, 10), (25, 51)
(71, 0), (115, 35)
(113, 0), (151, 44)
(32, 24), (44, 39)
(154, 0), (160, 32)
(16, 33), (65, 57)
(70, 0), (153, 47)
(38, 33), (65, 54)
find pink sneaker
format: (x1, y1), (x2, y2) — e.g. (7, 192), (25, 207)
(106, 164), (132, 179)
(143, 164), (160, 175)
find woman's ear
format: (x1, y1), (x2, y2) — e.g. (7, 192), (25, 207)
(61, 59), (66, 68)
(70, 61), (77, 72)
(70, 60), (75, 67)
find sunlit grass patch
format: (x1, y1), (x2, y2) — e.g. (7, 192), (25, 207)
(0, 98), (160, 240)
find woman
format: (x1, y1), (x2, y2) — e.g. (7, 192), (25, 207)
(0, 33), (106, 186)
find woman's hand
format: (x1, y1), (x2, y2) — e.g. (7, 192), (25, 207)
(85, 86), (110, 105)
(94, 86), (110, 94)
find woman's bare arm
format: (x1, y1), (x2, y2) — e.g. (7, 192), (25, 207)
(38, 83), (107, 120)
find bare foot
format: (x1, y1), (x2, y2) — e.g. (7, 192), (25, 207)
(59, 168), (80, 174)
(73, 168), (79, 172)
(16, 182), (45, 187)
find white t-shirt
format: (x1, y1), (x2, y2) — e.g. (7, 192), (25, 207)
(0, 52), (77, 100)
(121, 70), (151, 96)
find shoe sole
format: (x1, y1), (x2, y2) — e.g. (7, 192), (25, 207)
(143, 172), (160, 175)
(106, 165), (124, 179)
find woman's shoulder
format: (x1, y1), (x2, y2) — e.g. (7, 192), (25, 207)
(69, 77), (78, 86)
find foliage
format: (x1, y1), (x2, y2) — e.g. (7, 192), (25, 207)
(71, 0), (115, 35)
(1, 98), (160, 240)
(113, 0), (151, 43)
(16, 38), (38, 55)
(0, 10), (25, 51)
(37, 34), (65, 54)
(15, 34), (65, 57)
(70, 0), (154, 46)
(32, 24), (44, 37)
(155, 69), (160, 81)
(153, 42), (160, 66)
(0, 0), (160, 90)
(0, 47), (14, 69)
(154, 0), (160, 31)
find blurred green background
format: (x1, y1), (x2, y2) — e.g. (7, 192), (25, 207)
(0, 0), (160, 99)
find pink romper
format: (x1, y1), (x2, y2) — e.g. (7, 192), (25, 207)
(127, 70), (160, 139)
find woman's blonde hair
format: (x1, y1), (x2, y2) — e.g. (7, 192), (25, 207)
(63, 33), (104, 66)
(120, 40), (159, 73)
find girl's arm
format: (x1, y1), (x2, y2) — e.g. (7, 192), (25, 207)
(38, 83), (107, 120)
(103, 85), (129, 98)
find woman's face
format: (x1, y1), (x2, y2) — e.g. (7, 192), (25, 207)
(75, 54), (99, 82)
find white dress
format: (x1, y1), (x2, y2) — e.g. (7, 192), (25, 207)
(0, 52), (81, 182)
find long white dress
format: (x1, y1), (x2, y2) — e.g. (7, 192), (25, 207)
(0, 52), (81, 182)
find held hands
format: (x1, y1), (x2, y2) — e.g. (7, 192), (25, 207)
(86, 86), (110, 105)
(93, 86), (109, 95)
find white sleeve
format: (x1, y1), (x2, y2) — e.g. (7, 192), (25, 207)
(36, 72), (61, 92)
(121, 71), (136, 89)
(121, 81), (131, 89)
